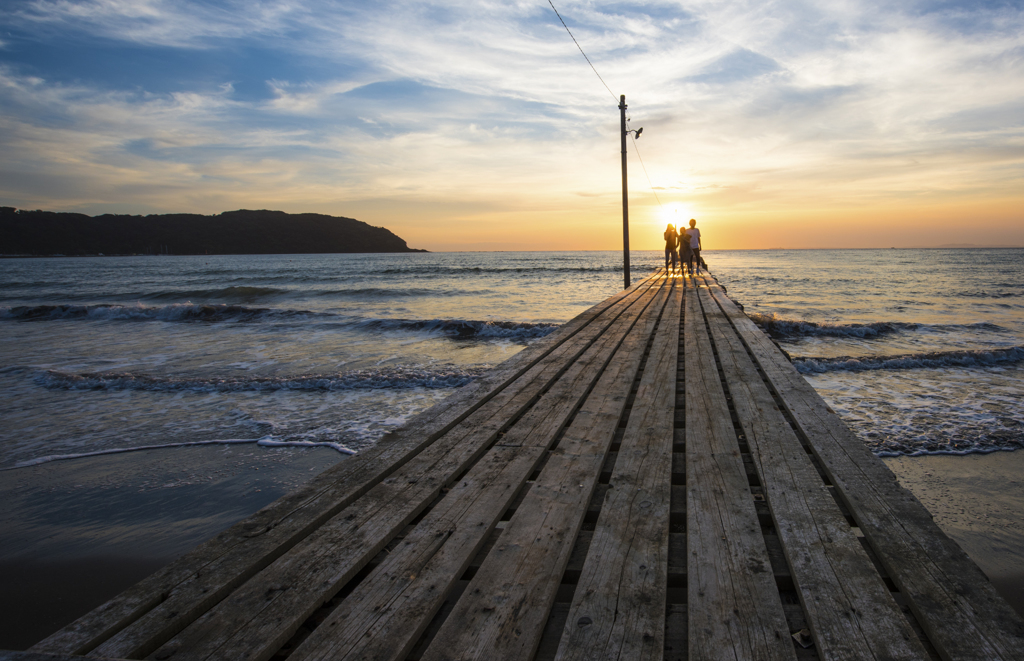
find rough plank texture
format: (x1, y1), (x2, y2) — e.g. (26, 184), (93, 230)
(684, 278), (795, 661)
(32, 281), (649, 659)
(697, 282), (927, 660)
(18, 270), (1024, 661)
(143, 279), (665, 661)
(555, 279), (681, 661)
(0, 653), (126, 661)
(418, 277), (674, 661)
(704, 277), (1024, 661)
(279, 277), (670, 661)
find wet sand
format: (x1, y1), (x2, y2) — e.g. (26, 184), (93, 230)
(0, 444), (343, 650)
(883, 450), (1024, 618)
(1, 446), (1021, 650)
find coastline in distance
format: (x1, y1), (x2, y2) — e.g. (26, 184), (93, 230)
(0, 207), (427, 256)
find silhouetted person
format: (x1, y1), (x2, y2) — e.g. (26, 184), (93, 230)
(663, 224), (679, 272)
(679, 226), (693, 276)
(686, 218), (702, 275)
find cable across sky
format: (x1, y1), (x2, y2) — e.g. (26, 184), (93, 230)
(547, 0), (618, 104)
(547, 0), (665, 210)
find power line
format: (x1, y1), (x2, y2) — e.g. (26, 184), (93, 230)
(628, 126), (663, 209)
(547, 1), (665, 212)
(547, 0), (618, 104)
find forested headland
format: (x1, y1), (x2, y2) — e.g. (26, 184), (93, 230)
(0, 208), (426, 255)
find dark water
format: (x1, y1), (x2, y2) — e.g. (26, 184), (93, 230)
(2, 249), (1020, 470)
(1, 248), (1022, 648)
(707, 248), (1024, 457)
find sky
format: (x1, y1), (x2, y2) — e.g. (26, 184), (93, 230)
(1, 0), (1022, 251)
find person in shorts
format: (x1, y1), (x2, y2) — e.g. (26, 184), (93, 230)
(686, 218), (702, 275)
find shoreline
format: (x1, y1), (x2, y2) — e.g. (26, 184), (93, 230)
(883, 449), (1024, 618)
(2, 445), (1021, 649)
(0, 443), (344, 650)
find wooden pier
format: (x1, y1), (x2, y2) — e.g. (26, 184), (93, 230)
(13, 271), (1024, 661)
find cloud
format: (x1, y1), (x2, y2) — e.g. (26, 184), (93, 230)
(0, 0), (1022, 248)
(11, 0), (304, 48)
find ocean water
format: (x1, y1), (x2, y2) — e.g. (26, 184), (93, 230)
(0, 252), (614, 472)
(1, 249), (1022, 470)
(1, 248), (1023, 648)
(708, 248), (1024, 457)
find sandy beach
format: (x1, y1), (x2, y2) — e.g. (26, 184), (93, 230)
(2, 444), (1022, 650)
(0, 445), (343, 650)
(883, 450), (1024, 617)
(1, 251), (1022, 650)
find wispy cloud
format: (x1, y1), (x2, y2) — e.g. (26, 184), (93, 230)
(1, 0), (1022, 248)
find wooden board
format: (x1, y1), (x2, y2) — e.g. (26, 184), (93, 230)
(20, 269), (1024, 661)
(139, 277), (669, 661)
(0, 653), (125, 661)
(697, 282), (928, 660)
(79, 279), (661, 660)
(242, 277), (672, 661)
(31, 280), (653, 659)
(703, 277), (1024, 661)
(684, 278), (795, 661)
(554, 278), (681, 660)
(417, 278), (674, 660)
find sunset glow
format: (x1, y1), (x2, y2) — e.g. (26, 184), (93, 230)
(1, 1), (1022, 250)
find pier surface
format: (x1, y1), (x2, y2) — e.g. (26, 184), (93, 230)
(13, 271), (1024, 661)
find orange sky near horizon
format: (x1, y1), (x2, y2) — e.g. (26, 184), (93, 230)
(1, 1), (1022, 252)
(306, 188), (1024, 252)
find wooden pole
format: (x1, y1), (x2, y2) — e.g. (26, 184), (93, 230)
(619, 94), (631, 289)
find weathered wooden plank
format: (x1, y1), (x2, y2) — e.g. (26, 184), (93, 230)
(84, 279), (661, 660)
(206, 276), (671, 661)
(554, 278), (681, 660)
(31, 281), (651, 659)
(684, 278), (795, 661)
(417, 279), (675, 661)
(703, 277), (1024, 661)
(141, 276), (668, 661)
(28, 267), (1021, 661)
(288, 442), (556, 661)
(697, 283), (927, 660)
(0, 653), (125, 661)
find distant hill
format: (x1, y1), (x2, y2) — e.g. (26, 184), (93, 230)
(0, 208), (426, 256)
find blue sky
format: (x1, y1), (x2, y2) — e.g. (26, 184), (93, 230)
(1, 0), (1023, 249)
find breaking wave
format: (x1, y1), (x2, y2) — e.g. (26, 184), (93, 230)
(146, 285), (286, 301)
(353, 317), (559, 338)
(953, 289), (1020, 299)
(748, 312), (1006, 339)
(0, 304), (561, 339)
(0, 303), (325, 323)
(794, 346), (1024, 374)
(36, 366), (491, 392)
(374, 265), (624, 276)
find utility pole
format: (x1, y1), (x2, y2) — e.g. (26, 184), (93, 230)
(619, 94), (630, 289)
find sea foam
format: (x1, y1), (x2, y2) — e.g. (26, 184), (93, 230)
(36, 366), (490, 392)
(1, 304), (561, 339)
(0, 436), (357, 471)
(748, 312), (1006, 340)
(793, 346), (1024, 373)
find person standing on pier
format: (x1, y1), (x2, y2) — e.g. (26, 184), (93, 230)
(663, 224), (679, 272)
(686, 218), (702, 275)
(679, 225), (693, 275)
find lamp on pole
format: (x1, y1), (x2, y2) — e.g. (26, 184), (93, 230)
(619, 95), (630, 289)
(618, 95), (643, 289)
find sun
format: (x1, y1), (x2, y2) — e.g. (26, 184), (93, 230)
(659, 202), (693, 229)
